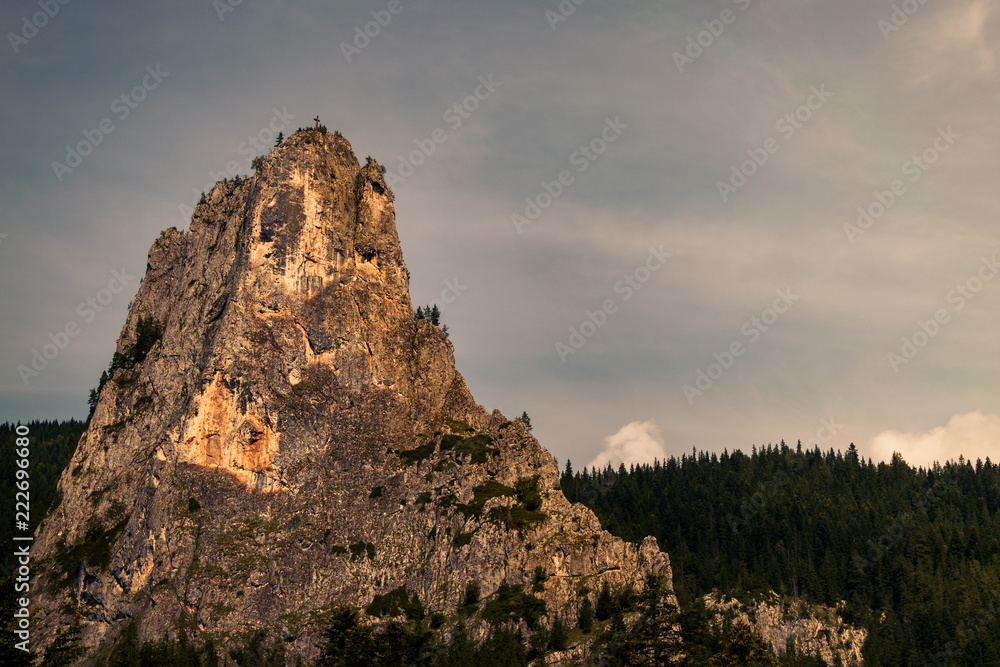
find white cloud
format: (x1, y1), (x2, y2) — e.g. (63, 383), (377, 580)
(868, 411), (1000, 467)
(587, 420), (668, 471)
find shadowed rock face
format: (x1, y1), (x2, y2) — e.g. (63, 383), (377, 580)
(31, 130), (675, 664)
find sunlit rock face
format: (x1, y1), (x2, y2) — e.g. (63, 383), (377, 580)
(704, 593), (868, 667)
(31, 130), (676, 664)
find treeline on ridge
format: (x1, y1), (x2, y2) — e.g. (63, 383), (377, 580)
(562, 443), (1000, 666)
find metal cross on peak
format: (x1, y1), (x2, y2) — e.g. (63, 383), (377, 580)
(314, 115), (321, 129)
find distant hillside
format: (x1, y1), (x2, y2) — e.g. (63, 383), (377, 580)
(0, 420), (87, 561)
(563, 444), (1000, 666)
(1, 419), (86, 667)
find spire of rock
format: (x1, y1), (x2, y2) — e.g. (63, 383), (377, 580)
(30, 128), (675, 664)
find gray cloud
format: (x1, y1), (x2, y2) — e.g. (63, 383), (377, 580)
(2, 0), (998, 468)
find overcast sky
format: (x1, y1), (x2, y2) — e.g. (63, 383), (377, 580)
(2, 0), (998, 470)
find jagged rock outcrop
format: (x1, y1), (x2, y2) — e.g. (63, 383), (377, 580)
(704, 592), (867, 666)
(31, 129), (675, 664)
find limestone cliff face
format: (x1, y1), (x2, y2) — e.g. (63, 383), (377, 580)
(704, 593), (867, 666)
(31, 130), (675, 663)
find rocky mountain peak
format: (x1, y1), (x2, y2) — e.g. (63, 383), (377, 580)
(31, 129), (675, 664)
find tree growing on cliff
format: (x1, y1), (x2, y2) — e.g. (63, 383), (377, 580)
(516, 411), (532, 432)
(596, 581), (614, 621)
(414, 304), (441, 326)
(579, 595), (594, 633)
(607, 574), (682, 666)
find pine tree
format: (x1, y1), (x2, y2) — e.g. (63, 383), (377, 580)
(561, 460), (575, 497)
(596, 581), (614, 621)
(87, 388), (99, 420)
(611, 574), (683, 665)
(517, 411), (533, 432)
(39, 610), (88, 666)
(719, 620), (778, 666)
(549, 616), (569, 651)
(578, 596), (594, 633)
